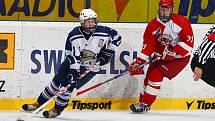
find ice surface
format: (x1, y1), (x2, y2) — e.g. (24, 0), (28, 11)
(0, 110), (214, 121)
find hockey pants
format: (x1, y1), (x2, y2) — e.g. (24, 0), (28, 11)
(37, 58), (97, 111)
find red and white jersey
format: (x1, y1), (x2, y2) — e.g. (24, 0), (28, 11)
(138, 14), (194, 62)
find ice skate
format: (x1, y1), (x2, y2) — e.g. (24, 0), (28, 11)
(130, 102), (151, 113)
(21, 102), (40, 112)
(43, 107), (61, 118)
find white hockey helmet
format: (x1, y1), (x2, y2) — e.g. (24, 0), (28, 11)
(79, 9), (97, 33)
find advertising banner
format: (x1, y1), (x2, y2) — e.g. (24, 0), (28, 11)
(0, 22), (214, 110)
(0, 0), (214, 23)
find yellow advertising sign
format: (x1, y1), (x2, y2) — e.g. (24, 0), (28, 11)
(0, 0), (214, 23)
(0, 98), (214, 110)
(0, 33), (15, 69)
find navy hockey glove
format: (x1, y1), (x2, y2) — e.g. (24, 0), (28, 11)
(97, 49), (115, 66)
(67, 69), (80, 82)
(60, 69), (79, 87)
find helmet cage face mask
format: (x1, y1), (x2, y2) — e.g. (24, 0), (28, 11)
(79, 9), (98, 34)
(158, 5), (173, 23)
(81, 18), (97, 34)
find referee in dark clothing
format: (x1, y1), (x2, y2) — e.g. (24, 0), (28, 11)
(191, 25), (215, 88)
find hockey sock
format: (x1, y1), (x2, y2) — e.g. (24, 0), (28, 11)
(140, 69), (164, 105)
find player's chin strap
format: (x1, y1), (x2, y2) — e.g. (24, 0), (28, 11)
(76, 57), (161, 96)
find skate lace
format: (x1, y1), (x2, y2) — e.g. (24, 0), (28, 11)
(48, 108), (60, 117)
(134, 103), (144, 110)
(28, 103), (39, 110)
(135, 103), (150, 112)
(143, 105), (150, 112)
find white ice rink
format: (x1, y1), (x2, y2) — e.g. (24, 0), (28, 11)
(0, 110), (214, 121)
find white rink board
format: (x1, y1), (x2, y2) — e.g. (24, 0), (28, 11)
(0, 22), (214, 99)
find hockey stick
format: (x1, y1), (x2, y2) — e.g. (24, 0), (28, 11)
(17, 84), (72, 120)
(19, 63), (100, 120)
(162, 45), (168, 59)
(31, 83), (71, 115)
(76, 57), (161, 96)
(78, 62), (100, 79)
(33, 64), (99, 113)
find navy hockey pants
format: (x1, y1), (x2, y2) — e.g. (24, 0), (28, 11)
(37, 58), (97, 111)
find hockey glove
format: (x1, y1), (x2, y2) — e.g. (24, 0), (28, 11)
(87, 62), (101, 72)
(69, 69), (80, 80)
(97, 49), (115, 66)
(129, 57), (145, 76)
(162, 46), (176, 61)
(62, 69), (79, 87)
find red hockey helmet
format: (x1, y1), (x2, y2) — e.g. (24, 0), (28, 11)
(159, 0), (174, 7)
(158, 0), (174, 23)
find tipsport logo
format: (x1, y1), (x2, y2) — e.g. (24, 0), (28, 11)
(71, 100), (112, 110)
(186, 100), (215, 110)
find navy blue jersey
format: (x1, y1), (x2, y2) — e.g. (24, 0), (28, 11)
(65, 25), (122, 70)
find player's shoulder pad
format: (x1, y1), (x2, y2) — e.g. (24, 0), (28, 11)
(96, 25), (117, 34)
(172, 14), (191, 30)
(172, 14), (189, 23)
(151, 18), (158, 23)
(95, 25), (121, 45)
(147, 18), (159, 29)
(68, 26), (84, 41)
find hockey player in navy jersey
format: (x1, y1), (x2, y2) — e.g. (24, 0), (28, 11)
(21, 8), (122, 118)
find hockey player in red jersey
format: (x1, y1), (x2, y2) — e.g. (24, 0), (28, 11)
(129, 0), (194, 113)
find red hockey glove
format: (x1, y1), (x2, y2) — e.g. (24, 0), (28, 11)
(128, 58), (145, 76)
(162, 46), (176, 61)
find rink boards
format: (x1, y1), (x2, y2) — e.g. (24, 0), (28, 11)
(0, 22), (214, 110)
(0, 98), (214, 110)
